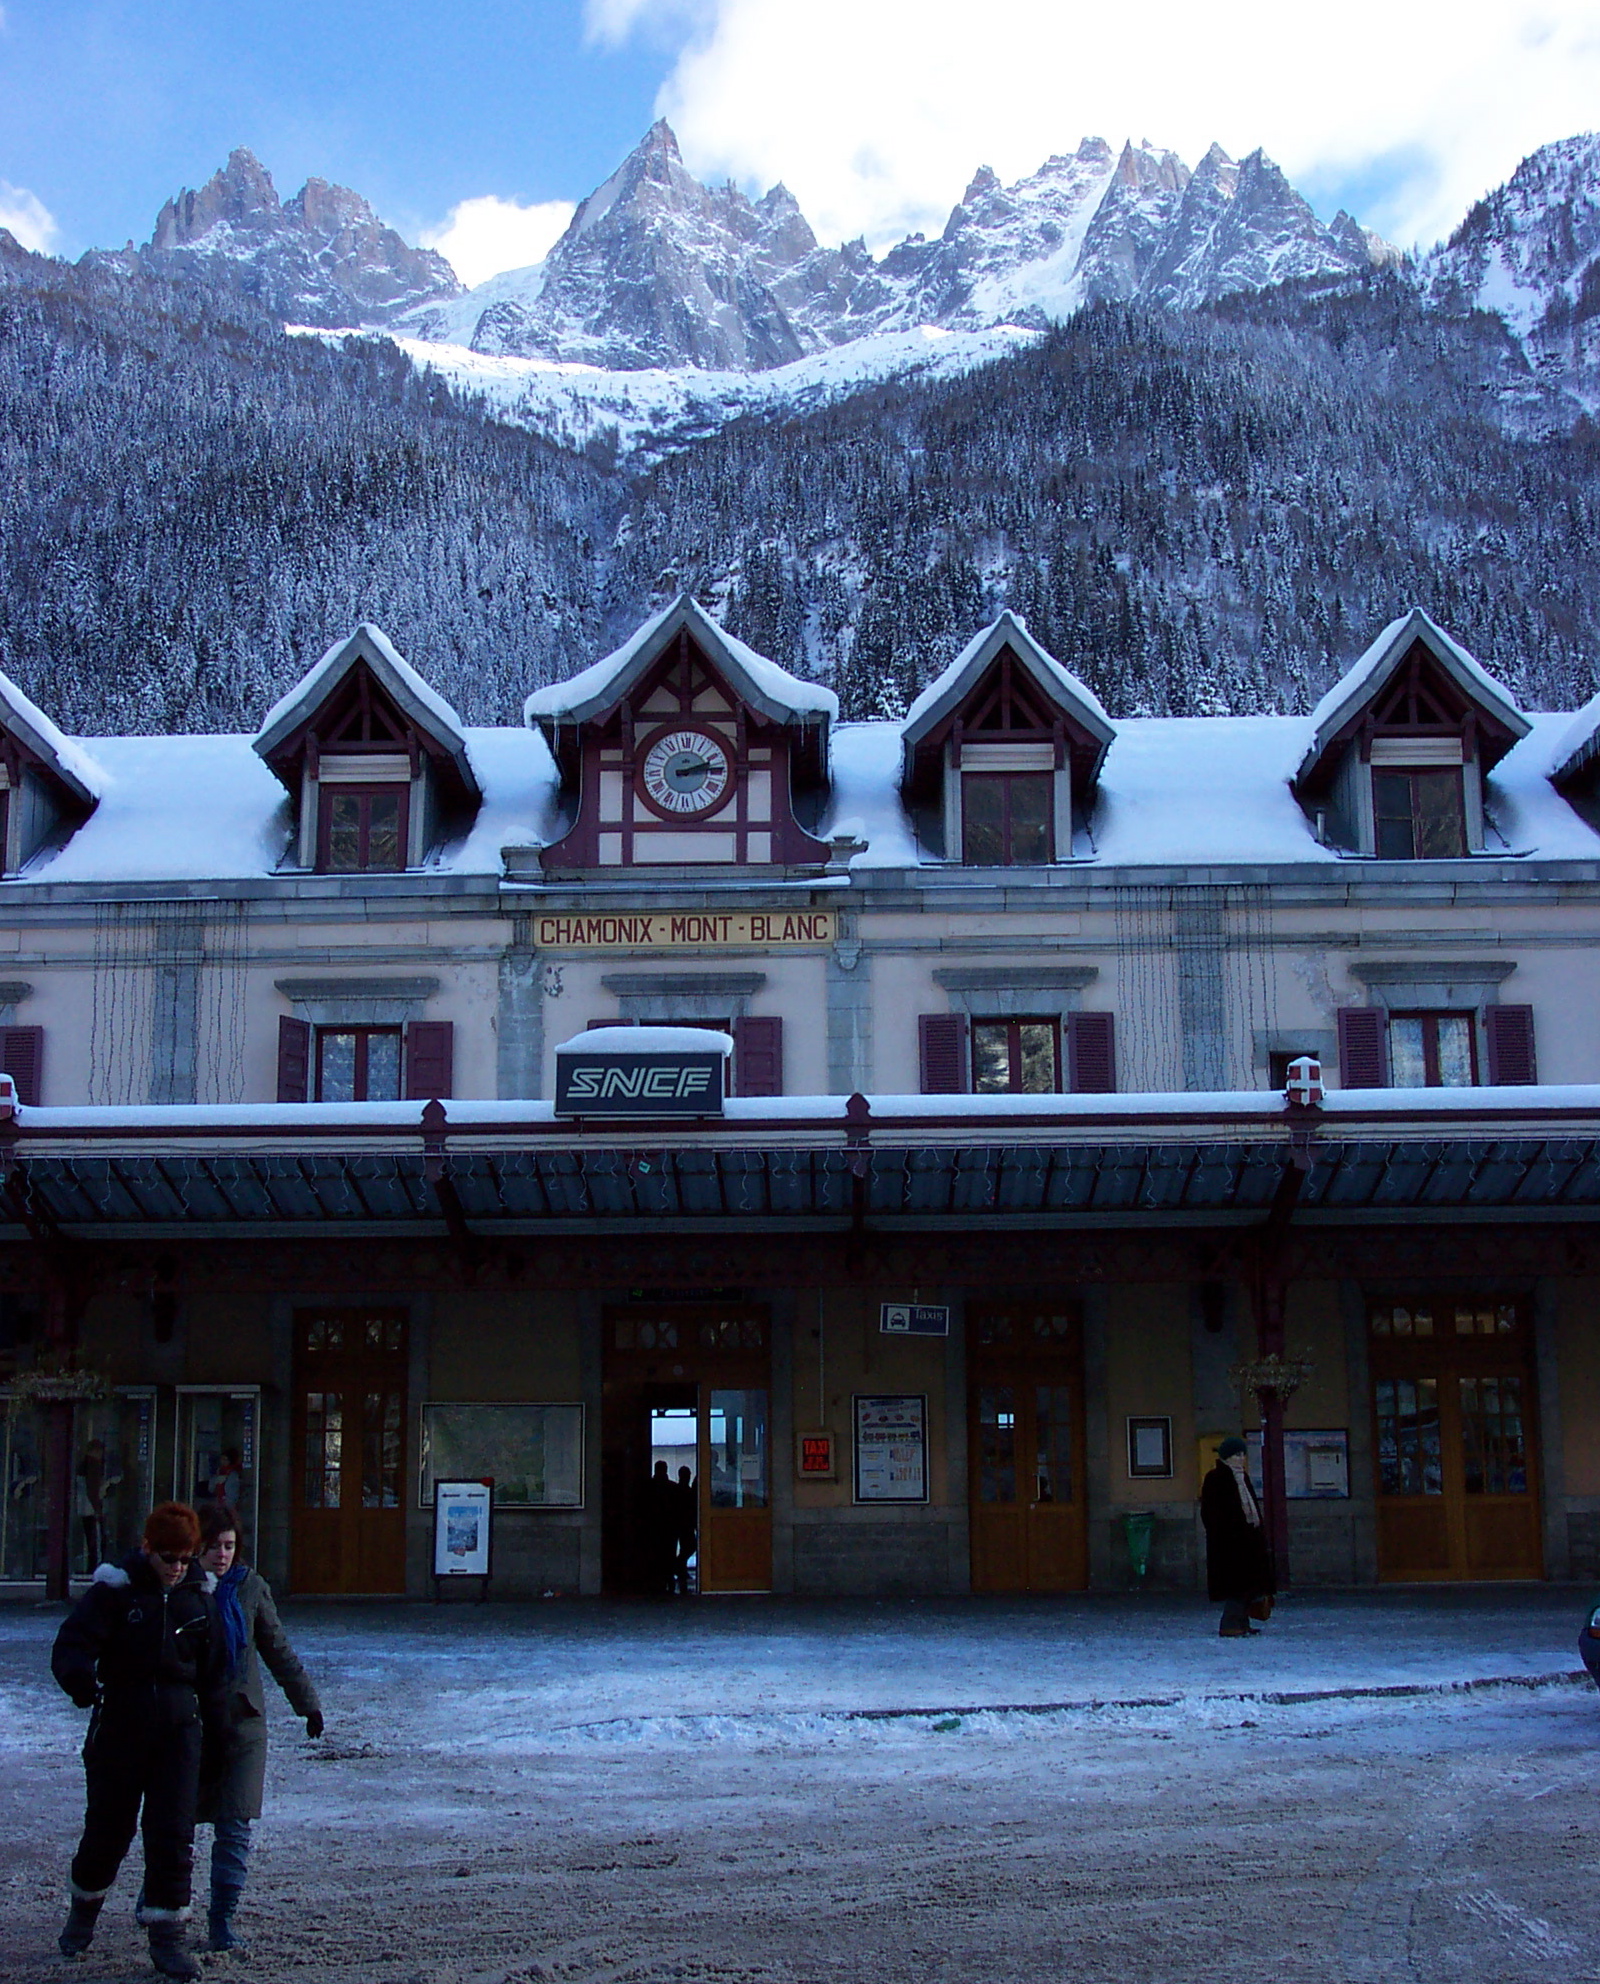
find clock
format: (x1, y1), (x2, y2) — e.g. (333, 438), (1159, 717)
(640, 728), (732, 816)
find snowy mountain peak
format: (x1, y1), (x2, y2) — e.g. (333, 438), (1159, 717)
(120, 149), (462, 328)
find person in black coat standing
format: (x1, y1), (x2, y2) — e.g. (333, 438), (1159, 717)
(1200, 1437), (1276, 1638)
(52, 1500), (228, 1980)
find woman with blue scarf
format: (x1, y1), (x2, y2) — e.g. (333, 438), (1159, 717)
(196, 1502), (324, 1952)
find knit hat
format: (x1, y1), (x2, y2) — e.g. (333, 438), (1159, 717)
(143, 1502), (201, 1554)
(1216, 1437), (1248, 1460)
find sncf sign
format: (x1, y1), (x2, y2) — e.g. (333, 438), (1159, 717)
(554, 1050), (726, 1117)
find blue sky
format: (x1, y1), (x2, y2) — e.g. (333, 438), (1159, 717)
(2, 1), (1596, 283)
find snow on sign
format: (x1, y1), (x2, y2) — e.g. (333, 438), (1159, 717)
(555, 1027), (728, 1117)
(880, 1303), (950, 1336)
(853, 1395), (928, 1504)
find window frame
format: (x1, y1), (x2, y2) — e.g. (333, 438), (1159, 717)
(970, 1016), (1061, 1095)
(1387, 1009), (1479, 1089)
(961, 771), (1054, 865)
(1372, 765), (1466, 860)
(316, 781), (410, 874)
(314, 1025), (405, 1103)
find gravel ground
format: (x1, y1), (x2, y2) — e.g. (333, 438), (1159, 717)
(2, 1588), (1597, 1984)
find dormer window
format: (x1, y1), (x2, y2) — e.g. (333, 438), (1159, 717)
(1294, 611), (1529, 861)
(900, 613), (1114, 870)
(253, 625), (480, 877)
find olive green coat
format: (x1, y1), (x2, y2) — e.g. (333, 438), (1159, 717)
(197, 1567), (321, 1824)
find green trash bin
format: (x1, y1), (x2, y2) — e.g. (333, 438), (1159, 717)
(1124, 1510), (1156, 1583)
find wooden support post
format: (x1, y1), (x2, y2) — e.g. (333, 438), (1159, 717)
(1253, 1272), (1293, 1590)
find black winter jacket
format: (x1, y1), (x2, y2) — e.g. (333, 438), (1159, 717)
(52, 1552), (230, 1746)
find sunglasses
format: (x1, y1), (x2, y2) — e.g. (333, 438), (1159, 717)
(153, 1552), (193, 1567)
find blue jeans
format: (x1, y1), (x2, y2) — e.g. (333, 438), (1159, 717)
(210, 1818), (251, 1908)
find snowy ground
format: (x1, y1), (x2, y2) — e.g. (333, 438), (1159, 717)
(2, 1588), (1597, 1982)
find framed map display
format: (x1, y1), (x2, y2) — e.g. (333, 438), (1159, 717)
(418, 1403), (584, 1508)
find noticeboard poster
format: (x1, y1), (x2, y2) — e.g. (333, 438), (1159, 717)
(853, 1395), (928, 1505)
(432, 1479), (494, 1577)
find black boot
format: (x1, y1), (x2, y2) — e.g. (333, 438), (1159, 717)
(58, 1892), (105, 1958)
(144, 1918), (201, 1981)
(208, 1881), (245, 1953)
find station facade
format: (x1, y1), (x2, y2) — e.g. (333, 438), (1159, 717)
(3, 597), (1600, 1600)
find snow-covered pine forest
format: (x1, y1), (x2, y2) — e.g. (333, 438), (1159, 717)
(1, 231), (1597, 733)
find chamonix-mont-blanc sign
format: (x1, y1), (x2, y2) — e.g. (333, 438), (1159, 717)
(533, 911), (835, 951)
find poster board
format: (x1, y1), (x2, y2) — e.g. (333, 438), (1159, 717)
(432, 1479), (493, 1579)
(853, 1395), (929, 1504)
(418, 1402), (584, 1508)
(1245, 1428), (1351, 1500)
(1126, 1415), (1174, 1479)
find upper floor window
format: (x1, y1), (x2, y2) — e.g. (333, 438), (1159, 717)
(1373, 768), (1465, 860)
(319, 785), (408, 872)
(963, 773), (1052, 865)
(317, 1026), (403, 1102)
(972, 1019), (1058, 1094)
(1388, 1011), (1476, 1088)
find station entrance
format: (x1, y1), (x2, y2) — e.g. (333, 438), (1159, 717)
(968, 1302), (1088, 1591)
(290, 1308), (409, 1594)
(601, 1303), (771, 1594)
(1369, 1294), (1543, 1580)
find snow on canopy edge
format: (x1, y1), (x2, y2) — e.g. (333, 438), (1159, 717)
(525, 596), (836, 728)
(253, 623), (476, 788)
(1297, 609), (1530, 785)
(1550, 686), (1600, 785)
(0, 669), (103, 802)
(902, 610), (1115, 749)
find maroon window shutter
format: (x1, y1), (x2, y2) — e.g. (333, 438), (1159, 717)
(1337, 1006), (1388, 1088)
(1067, 1011), (1117, 1093)
(1485, 1004), (1537, 1086)
(918, 1013), (968, 1094)
(734, 1016), (783, 1098)
(0, 1025), (43, 1107)
(276, 1016), (311, 1103)
(405, 1020), (455, 1100)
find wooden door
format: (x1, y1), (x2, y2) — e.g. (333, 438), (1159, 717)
(291, 1309), (409, 1594)
(969, 1305), (1087, 1592)
(1370, 1295), (1541, 1581)
(601, 1305), (771, 1594)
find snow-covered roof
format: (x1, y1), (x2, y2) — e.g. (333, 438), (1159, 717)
(558, 1026), (734, 1056)
(0, 666), (103, 806)
(253, 623), (478, 797)
(902, 610), (1115, 759)
(1, 707), (1595, 889)
(524, 595), (837, 731)
(14, 725), (555, 884)
(1296, 608), (1530, 788)
(1550, 686), (1600, 786)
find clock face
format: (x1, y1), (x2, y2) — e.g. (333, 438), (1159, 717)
(640, 728), (731, 816)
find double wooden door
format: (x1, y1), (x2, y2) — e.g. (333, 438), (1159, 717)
(969, 1304), (1088, 1591)
(601, 1305), (772, 1594)
(1370, 1295), (1541, 1580)
(291, 1309), (409, 1594)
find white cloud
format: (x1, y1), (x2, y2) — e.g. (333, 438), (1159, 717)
(595, 0), (1600, 253)
(0, 181), (59, 255)
(421, 195), (576, 287)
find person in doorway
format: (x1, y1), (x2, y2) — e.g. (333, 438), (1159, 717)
(671, 1466), (697, 1595)
(193, 1500), (324, 1951)
(644, 1460), (678, 1594)
(76, 1437), (107, 1572)
(1200, 1437), (1276, 1638)
(51, 1501), (228, 1980)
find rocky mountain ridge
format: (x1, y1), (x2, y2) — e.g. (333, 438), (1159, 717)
(398, 121), (1392, 369)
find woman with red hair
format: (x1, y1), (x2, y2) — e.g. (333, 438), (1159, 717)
(52, 1501), (229, 1980)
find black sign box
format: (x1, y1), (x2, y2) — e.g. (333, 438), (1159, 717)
(554, 1048), (726, 1117)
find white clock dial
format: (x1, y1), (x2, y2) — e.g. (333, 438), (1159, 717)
(641, 728), (731, 815)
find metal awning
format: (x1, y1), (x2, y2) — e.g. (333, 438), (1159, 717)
(7, 1093), (1600, 1234)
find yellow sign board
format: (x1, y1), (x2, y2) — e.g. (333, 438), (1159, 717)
(533, 909), (836, 952)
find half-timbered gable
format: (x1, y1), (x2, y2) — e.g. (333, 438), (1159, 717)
(900, 611), (1115, 863)
(1293, 608), (1529, 857)
(253, 623), (480, 872)
(526, 596), (835, 873)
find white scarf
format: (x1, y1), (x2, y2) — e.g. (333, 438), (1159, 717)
(1225, 1454), (1261, 1527)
